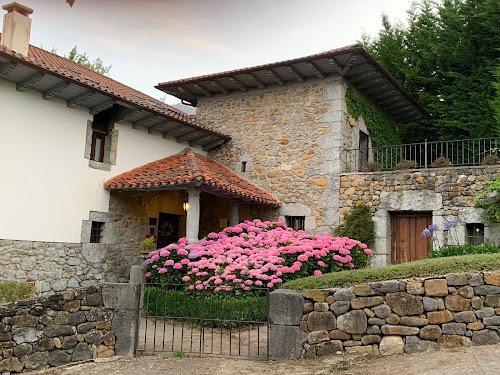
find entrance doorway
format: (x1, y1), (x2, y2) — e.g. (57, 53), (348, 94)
(157, 212), (180, 249)
(391, 211), (432, 264)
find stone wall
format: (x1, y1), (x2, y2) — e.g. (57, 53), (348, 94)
(339, 166), (500, 267)
(198, 78), (349, 235)
(270, 272), (500, 360)
(0, 240), (107, 294)
(0, 283), (139, 373)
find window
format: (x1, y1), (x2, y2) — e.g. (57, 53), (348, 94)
(241, 161), (247, 172)
(90, 118), (108, 163)
(90, 221), (104, 243)
(286, 216), (305, 231)
(467, 223), (484, 245)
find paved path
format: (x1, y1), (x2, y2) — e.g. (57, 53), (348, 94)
(26, 344), (500, 375)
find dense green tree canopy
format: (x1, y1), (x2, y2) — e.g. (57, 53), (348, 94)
(66, 46), (112, 76)
(364, 0), (500, 142)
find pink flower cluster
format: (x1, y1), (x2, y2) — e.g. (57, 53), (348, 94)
(145, 220), (372, 291)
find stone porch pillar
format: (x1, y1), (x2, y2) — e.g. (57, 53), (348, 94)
(229, 200), (240, 227)
(186, 187), (200, 243)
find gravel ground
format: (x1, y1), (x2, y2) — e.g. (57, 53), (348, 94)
(25, 344), (500, 375)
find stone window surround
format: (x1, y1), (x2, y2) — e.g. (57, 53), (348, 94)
(372, 191), (499, 268)
(278, 203), (316, 232)
(80, 211), (115, 265)
(84, 120), (118, 172)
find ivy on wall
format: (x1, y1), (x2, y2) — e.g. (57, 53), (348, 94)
(345, 87), (401, 147)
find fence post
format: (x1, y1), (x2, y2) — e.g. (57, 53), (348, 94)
(424, 139), (428, 168)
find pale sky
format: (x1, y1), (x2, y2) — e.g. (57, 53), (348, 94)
(13, 0), (415, 104)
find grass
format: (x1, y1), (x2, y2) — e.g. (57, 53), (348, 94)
(281, 253), (500, 290)
(428, 243), (500, 258)
(0, 281), (38, 303)
(172, 349), (185, 358)
(330, 356), (352, 371)
(144, 287), (268, 328)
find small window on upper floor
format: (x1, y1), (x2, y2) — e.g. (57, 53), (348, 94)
(286, 216), (305, 231)
(90, 221), (104, 243)
(241, 161), (247, 172)
(467, 223), (484, 245)
(90, 118), (109, 163)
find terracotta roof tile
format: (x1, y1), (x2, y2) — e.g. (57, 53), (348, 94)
(104, 148), (280, 207)
(0, 34), (228, 139)
(157, 44), (361, 86)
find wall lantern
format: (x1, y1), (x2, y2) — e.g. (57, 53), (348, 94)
(183, 202), (190, 212)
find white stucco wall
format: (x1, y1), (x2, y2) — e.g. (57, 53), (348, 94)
(0, 79), (205, 243)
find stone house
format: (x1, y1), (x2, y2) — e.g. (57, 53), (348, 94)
(0, 3), (278, 292)
(1, 2), (499, 293)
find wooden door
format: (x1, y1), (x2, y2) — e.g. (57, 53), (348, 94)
(391, 212), (432, 264)
(359, 131), (369, 170)
(157, 213), (180, 249)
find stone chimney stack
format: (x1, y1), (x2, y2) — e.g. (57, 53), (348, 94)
(1, 2), (33, 56)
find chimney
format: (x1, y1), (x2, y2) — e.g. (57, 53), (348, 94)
(1, 2), (33, 56)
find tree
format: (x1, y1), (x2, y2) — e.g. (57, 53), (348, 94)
(364, 0), (500, 142)
(66, 46), (112, 76)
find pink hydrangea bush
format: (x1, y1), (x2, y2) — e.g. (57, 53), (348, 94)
(145, 219), (372, 291)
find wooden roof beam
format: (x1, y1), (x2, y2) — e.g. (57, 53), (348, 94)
(193, 83), (213, 97)
(376, 95), (403, 106)
(340, 53), (358, 75)
(16, 72), (44, 92)
(210, 80), (229, 94)
(386, 105), (414, 116)
(286, 65), (305, 83)
(368, 89), (398, 101)
(177, 130), (200, 143)
(115, 107), (141, 122)
(42, 81), (69, 99)
(90, 99), (115, 115)
(178, 86), (197, 99)
(229, 76), (248, 91)
(347, 63), (372, 75)
(163, 125), (184, 138)
(132, 114), (156, 128)
(328, 57), (342, 72)
(393, 110), (419, 120)
(247, 73), (266, 89)
(380, 100), (412, 111)
(363, 83), (392, 96)
(67, 90), (95, 108)
(307, 61), (326, 79)
(0, 61), (16, 77)
(356, 76), (385, 90)
(267, 69), (286, 86)
(189, 134), (212, 146)
(203, 139), (225, 151)
(147, 120), (170, 134)
(349, 70), (378, 83)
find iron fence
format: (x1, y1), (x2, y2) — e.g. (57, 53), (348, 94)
(135, 283), (269, 359)
(343, 137), (500, 172)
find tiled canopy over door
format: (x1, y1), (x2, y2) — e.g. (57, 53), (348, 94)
(391, 212), (432, 264)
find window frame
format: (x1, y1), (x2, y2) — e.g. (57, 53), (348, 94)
(466, 223), (485, 245)
(90, 221), (104, 243)
(90, 129), (107, 163)
(286, 216), (305, 231)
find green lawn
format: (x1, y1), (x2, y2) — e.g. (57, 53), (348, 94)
(280, 253), (500, 290)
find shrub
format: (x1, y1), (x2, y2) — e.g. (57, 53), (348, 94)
(481, 154), (500, 166)
(144, 220), (372, 292)
(334, 203), (374, 268)
(474, 176), (500, 223)
(360, 162), (382, 172)
(0, 281), (37, 303)
(428, 243), (500, 258)
(431, 156), (453, 168)
(394, 160), (418, 170)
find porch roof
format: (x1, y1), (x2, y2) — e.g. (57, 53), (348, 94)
(104, 148), (280, 207)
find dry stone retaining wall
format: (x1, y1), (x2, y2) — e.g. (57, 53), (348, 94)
(269, 272), (500, 359)
(0, 283), (139, 373)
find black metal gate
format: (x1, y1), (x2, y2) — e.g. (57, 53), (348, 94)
(135, 283), (269, 359)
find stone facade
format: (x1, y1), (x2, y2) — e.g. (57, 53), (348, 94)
(271, 272), (500, 360)
(198, 78), (356, 235)
(339, 166), (500, 267)
(0, 283), (139, 373)
(0, 240), (107, 294)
